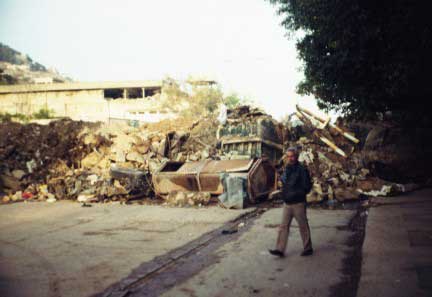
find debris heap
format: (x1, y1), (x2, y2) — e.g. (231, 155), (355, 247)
(0, 105), (419, 206)
(285, 105), (418, 204)
(0, 116), (219, 204)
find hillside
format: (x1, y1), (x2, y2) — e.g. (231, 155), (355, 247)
(0, 43), (71, 85)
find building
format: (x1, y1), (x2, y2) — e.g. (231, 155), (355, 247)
(0, 80), (164, 122)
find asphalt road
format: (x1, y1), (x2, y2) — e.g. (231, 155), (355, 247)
(157, 207), (358, 297)
(1, 189), (431, 297)
(0, 201), (252, 297)
(358, 189), (432, 297)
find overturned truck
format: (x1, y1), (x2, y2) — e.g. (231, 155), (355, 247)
(152, 106), (284, 208)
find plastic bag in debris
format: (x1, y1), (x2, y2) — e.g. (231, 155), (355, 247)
(218, 173), (247, 209)
(217, 103), (227, 125)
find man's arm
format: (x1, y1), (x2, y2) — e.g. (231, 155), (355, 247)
(280, 166), (288, 185)
(302, 167), (312, 194)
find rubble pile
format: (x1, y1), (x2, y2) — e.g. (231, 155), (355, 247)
(285, 105), (418, 204)
(0, 119), (107, 202)
(0, 116), (220, 205)
(165, 191), (211, 207)
(0, 104), (422, 207)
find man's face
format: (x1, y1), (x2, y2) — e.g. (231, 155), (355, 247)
(286, 151), (298, 165)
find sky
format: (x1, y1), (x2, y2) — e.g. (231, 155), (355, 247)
(0, 0), (325, 120)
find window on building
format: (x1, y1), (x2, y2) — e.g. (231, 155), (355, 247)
(104, 89), (123, 99)
(126, 88), (143, 99)
(144, 87), (161, 97)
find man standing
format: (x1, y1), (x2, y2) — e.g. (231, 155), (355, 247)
(269, 147), (313, 257)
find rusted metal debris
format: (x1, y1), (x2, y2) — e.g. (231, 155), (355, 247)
(152, 158), (276, 208)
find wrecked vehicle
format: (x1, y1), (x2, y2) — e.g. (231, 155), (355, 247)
(152, 158), (276, 209)
(217, 105), (284, 165)
(151, 106), (282, 208)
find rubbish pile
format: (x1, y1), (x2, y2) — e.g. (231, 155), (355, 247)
(0, 116), (219, 205)
(0, 104), (420, 207)
(285, 105), (418, 204)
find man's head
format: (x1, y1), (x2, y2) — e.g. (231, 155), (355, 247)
(285, 147), (299, 165)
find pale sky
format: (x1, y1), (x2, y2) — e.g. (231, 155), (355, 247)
(0, 0), (325, 120)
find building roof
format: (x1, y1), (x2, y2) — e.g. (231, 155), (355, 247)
(0, 80), (163, 94)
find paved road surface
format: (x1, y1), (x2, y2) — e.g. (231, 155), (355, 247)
(99, 206), (358, 297)
(0, 201), (251, 297)
(1, 189), (431, 297)
(358, 189), (432, 297)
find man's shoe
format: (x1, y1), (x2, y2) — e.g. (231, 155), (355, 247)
(268, 249), (285, 258)
(300, 249), (313, 256)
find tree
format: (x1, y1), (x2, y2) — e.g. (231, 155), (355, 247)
(224, 92), (253, 109)
(268, 0), (432, 122)
(224, 93), (241, 109)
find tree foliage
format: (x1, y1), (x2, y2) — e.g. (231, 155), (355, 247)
(224, 92), (252, 109)
(269, 0), (431, 121)
(160, 78), (224, 118)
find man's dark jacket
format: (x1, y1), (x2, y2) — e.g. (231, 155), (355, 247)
(281, 162), (312, 204)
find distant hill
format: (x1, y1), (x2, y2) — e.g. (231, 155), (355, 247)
(0, 43), (72, 85)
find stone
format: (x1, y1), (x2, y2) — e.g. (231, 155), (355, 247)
(185, 192), (211, 206)
(299, 149), (314, 165)
(175, 152), (184, 162)
(357, 183), (404, 197)
(12, 169), (26, 180)
(151, 141), (160, 153)
(83, 134), (99, 145)
(113, 180), (128, 195)
(38, 184), (49, 195)
(364, 126), (388, 150)
(12, 191), (22, 201)
(151, 135), (161, 143)
(46, 195), (57, 203)
(201, 149), (209, 159)
(0, 174), (21, 191)
(135, 141), (150, 154)
(131, 135), (143, 145)
(126, 151), (146, 163)
(81, 152), (101, 168)
(148, 159), (161, 173)
(334, 187), (360, 201)
(189, 153), (199, 161)
(115, 150), (127, 163)
(96, 157), (111, 169)
(306, 183), (325, 203)
(26, 159), (37, 173)
(86, 174), (99, 185)
(157, 139), (167, 157)
(174, 191), (187, 206)
(77, 194), (96, 203)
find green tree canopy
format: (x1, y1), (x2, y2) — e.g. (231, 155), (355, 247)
(269, 1), (431, 122)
